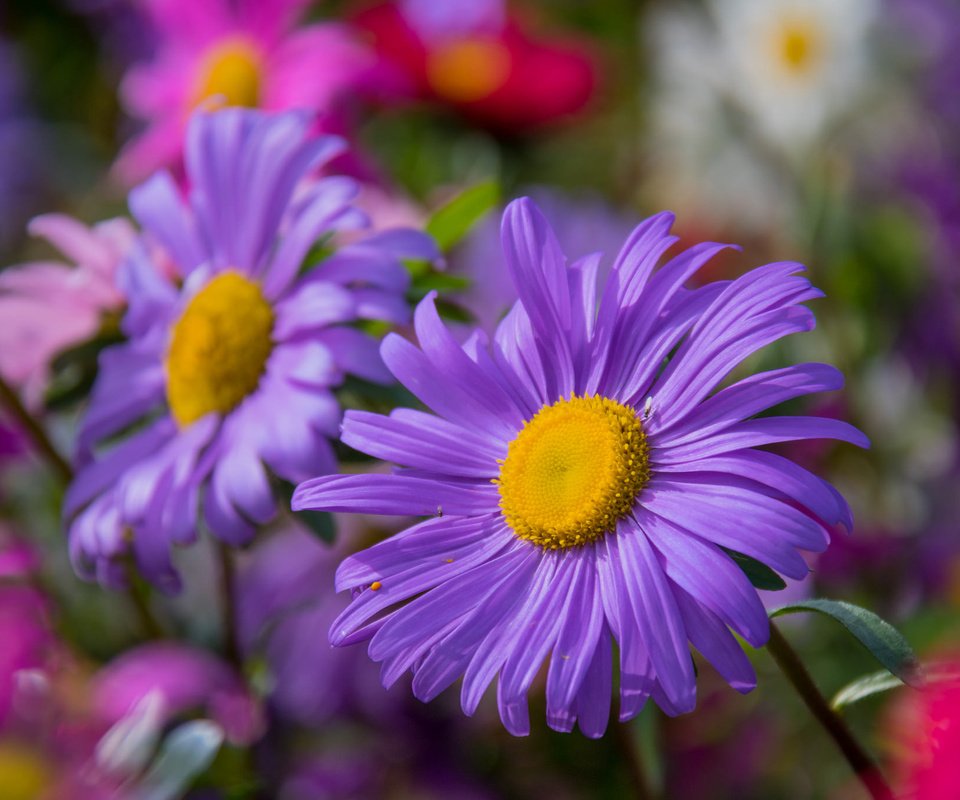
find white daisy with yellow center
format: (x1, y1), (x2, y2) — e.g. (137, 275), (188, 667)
(716, 0), (877, 148)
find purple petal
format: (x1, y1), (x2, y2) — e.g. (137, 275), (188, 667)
(673, 590), (758, 693)
(293, 473), (497, 517)
(616, 523), (696, 713)
(341, 409), (501, 478)
(638, 508), (769, 647)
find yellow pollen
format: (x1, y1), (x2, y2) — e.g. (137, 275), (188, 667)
(426, 38), (511, 103)
(370, 581), (382, 591)
(193, 38), (263, 109)
(495, 394), (650, 550)
(166, 271), (274, 427)
(774, 18), (823, 75)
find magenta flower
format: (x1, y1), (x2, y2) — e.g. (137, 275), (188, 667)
(114, 0), (373, 184)
(294, 197), (868, 737)
(93, 642), (263, 745)
(66, 109), (436, 593)
(0, 215), (133, 408)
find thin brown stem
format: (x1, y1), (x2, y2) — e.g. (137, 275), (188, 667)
(0, 376), (72, 484)
(613, 720), (655, 800)
(217, 542), (242, 669)
(766, 622), (893, 800)
(124, 559), (167, 640)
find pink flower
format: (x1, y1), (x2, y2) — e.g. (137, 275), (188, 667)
(0, 215), (132, 408)
(887, 654), (960, 799)
(92, 643), (264, 746)
(114, 0), (374, 184)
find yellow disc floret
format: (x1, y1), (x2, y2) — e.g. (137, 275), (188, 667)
(772, 17), (824, 77)
(194, 38), (263, 109)
(166, 271), (274, 427)
(496, 394), (650, 550)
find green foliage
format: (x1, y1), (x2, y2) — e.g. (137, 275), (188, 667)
(722, 548), (787, 591)
(424, 180), (500, 253)
(769, 599), (920, 686)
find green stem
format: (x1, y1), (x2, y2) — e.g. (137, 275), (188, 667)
(0, 376), (72, 483)
(766, 622), (893, 800)
(613, 720), (655, 800)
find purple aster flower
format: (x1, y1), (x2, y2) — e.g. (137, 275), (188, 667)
(65, 108), (436, 593)
(293, 197), (868, 737)
(236, 524), (391, 726)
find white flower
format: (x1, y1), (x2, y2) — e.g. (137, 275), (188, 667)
(714, 0), (877, 149)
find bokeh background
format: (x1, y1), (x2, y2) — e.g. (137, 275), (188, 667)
(0, 0), (958, 797)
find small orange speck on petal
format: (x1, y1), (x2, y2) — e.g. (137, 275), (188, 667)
(370, 581), (382, 591)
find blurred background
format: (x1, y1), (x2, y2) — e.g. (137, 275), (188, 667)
(0, 0), (958, 797)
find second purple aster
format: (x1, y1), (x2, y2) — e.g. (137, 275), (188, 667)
(65, 108), (436, 593)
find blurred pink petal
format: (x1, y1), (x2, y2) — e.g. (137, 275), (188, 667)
(93, 643), (264, 745)
(0, 216), (132, 408)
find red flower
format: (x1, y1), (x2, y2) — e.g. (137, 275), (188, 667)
(353, 2), (597, 131)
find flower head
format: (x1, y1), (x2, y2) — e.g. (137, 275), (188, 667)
(114, 0), (374, 184)
(353, 0), (597, 131)
(294, 197), (867, 736)
(66, 108), (436, 593)
(711, 0), (877, 149)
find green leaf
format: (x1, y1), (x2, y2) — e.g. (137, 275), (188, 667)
(408, 271), (473, 298)
(425, 181), (499, 252)
(830, 670), (905, 711)
(297, 510), (336, 543)
(831, 661), (960, 711)
(769, 599), (920, 686)
(138, 720), (224, 800)
(721, 548), (787, 591)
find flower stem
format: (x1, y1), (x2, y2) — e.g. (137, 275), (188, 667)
(613, 720), (655, 800)
(217, 542), (242, 669)
(0, 376), (72, 483)
(124, 558), (167, 640)
(766, 622), (893, 800)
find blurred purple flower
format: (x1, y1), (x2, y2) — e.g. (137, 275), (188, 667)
(294, 197), (867, 737)
(237, 524), (392, 727)
(0, 41), (43, 254)
(66, 108), (436, 593)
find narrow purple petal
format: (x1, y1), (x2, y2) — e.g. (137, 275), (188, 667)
(652, 363), (845, 443)
(638, 508), (769, 647)
(641, 479), (811, 579)
(673, 589), (758, 693)
(460, 554), (559, 716)
(293, 474), (498, 517)
(654, 417), (870, 463)
(341, 409), (500, 479)
(616, 523), (696, 713)
(653, 450), (853, 529)
(573, 628), (613, 738)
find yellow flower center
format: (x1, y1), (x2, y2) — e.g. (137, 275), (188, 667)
(166, 271), (274, 427)
(426, 38), (511, 103)
(773, 18), (824, 76)
(193, 38), (263, 109)
(496, 395), (650, 550)
(0, 742), (50, 800)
